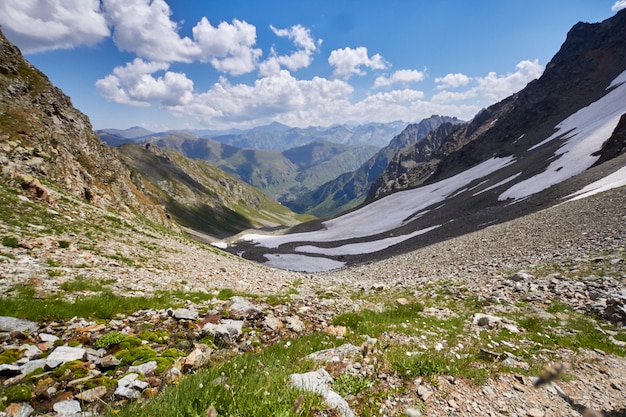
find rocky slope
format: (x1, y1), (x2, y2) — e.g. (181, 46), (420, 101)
(0, 30), (167, 226)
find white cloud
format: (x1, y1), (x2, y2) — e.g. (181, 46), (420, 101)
(373, 69), (426, 88)
(431, 89), (478, 104)
(259, 25), (321, 76)
(612, 1), (626, 11)
(435, 73), (471, 89)
(192, 17), (262, 76)
(0, 0), (109, 53)
(328, 46), (388, 80)
(102, 0), (200, 63)
(475, 59), (544, 102)
(95, 58), (194, 106)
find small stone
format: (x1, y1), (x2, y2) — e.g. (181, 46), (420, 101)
(170, 308), (198, 321)
(396, 297), (410, 305)
(263, 315), (283, 331)
(184, 344), (212, 369)
(286, 315), (305, 333)
(34, 377), (56, 398)
(45, 346), (86, 369)
(228, 297), (262, 319)
(448, 398), (458, 409)
(129, 360), (158, 376)
(4, 402), (35, 417)
(513, 382), (526, 392)
(39, 333), (59, 343)
(53, 400), (82, 416)
(417, 385), (433, 402)
(99, 354), (121, 369)
(0, 316), (38, 333)
(526, 408), (544, 417)
(324, 325), (347, 337)
(203, 319), (243, 346)
(75, 386), (107, 402)
(406, 407), (422, 417)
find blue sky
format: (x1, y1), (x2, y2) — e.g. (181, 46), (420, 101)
(1, 1), (623, 131)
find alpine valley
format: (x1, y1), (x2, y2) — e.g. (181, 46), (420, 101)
(0, 9), (625, 417)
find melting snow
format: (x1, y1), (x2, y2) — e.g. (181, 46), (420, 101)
(262, 254), (345, 272)
(565, 166), (626, 202)
(499, 70), (626, 201)
(295, 225), (441, 256)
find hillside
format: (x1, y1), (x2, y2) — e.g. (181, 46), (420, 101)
(117, 143), (311, 237)
(138, 133), (378, 205)
(286, 115), (463, 217)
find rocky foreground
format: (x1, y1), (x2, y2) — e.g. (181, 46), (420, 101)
(0, 186), (625, 416)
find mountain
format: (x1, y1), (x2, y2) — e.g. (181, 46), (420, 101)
(0, 29), (167, 225)
(117, 143), (311, 237)
(227, 10), (626, 272)
(209, 121), (406, 150)
(98, 126), (154, 139)
(0, 27), (305, 241)
(137, 134), (379, 204)
(285, 115), (463, 217)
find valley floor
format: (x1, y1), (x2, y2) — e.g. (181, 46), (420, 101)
(0, 184), (625, 416)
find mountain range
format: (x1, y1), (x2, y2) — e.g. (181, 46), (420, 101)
(227, 9), (626, 272)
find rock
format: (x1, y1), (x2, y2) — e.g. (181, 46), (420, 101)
(324, 325), (347, 337)
(184, 344), (212, 369)
(169, 308), (198, 321)
(99, 354), (121, 369)
(285, 315), (305, 333)
(396, 297), (410, 305)
(0, 364), (22, 376)
(263, 315), (283, 331)
(45, 346), (86, 369)
(228, 296), (262, 319)
(290, 368), (356, 417)
(306, 344), (360, 363)
(75, 386), (107, 402)
(163, 365), (182, 384)
(510, 271), (534, 282)
(202, 319), (243, 346)
(129, 360), (158, 376)
(406, 407), (422, 417)
(115, 373), (147, 399)
(19, 344), (42, 359)
(34, 377), (56, 398)
(0, 316), (38, 333)
(417, 385), (433, 402)
(472, 313), (520, 333)
(527, 408), (545, 417)
(39, 333), (59, 343)
(53, 400), (82, 416)
(3, 402), (34, 417)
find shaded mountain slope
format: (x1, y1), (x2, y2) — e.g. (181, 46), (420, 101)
(117, 143), (312, 237)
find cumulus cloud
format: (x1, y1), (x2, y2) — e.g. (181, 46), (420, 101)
(0, 0), (109, 53)
(192, 17), (262, 75)
(373, 69), (425, 88)
(259, 25), (321, 76)
(102, 0), (200, 63)
(95, 58), (194, 106)
(612, 1), (626, 11)
(328, 46), (388, 80)
(435, 73), (471, 89)
(476, 59), (543, 101)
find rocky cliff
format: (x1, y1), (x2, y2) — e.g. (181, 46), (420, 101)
(0, 28), (168, 224)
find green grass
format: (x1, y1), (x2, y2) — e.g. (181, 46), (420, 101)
(0, 288), (182, 321)
(60, 276), (106, 292)
(1, 235), (19, 248)
(332, 301), (424, 336)
(109, 332), (339, 417)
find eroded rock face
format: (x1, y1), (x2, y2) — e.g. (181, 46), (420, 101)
(0, 28), (169, 225)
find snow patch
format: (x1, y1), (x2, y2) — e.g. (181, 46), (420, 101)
(500, 70), (626, 201)
(565, 166), (626, 202)
(262, 254), (346, 272)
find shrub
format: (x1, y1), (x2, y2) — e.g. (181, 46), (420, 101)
(58, 240), (70, 248)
